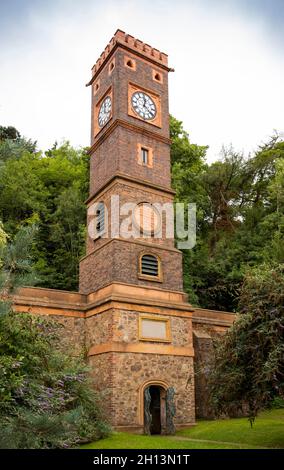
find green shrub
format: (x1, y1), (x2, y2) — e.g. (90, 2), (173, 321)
(0, 311), (110, 448)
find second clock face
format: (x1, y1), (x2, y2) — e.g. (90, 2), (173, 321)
(131, 91), (157, 121)
(98, 96), (112, 127)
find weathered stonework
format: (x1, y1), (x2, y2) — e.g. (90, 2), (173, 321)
(80, 239), (183, 294)
(101, 353), (195, 429)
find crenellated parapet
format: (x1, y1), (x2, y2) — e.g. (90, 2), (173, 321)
(87, 29), (170, 85)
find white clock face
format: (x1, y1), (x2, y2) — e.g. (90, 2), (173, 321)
(131, 92), (157, 120)
(98, 96), (112, 127)
(133, 202), (161, 235)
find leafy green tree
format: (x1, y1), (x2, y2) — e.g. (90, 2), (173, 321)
(0, 126), (36, 163)
(0, 138), (89, 290)
(171, 127), (284, 311)
(208, 264), (284, 420)
(0, 126), (20, 141)
(170, 116), (209, 304)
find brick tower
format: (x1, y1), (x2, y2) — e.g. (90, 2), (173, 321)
(79, 30), (196, 433)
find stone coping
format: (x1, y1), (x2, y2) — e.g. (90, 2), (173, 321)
(13, 283), (236, 326)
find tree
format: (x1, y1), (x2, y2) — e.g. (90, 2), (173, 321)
(0, 138), (89, 290)
(0, 126), (36, 164)
(208, 264), (284, 420)
(170, 116), (209, 305)
(171, 129), (284, 311)
(0, 126), (20, 141)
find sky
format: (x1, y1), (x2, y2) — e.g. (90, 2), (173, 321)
(0, 0), (283, 161)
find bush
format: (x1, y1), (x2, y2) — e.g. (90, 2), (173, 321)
(208, 264), (284, 420)
(0, 311), (110, 448)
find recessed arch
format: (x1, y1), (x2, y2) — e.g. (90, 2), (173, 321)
(152, 69), (163, 83)
(124, 55), (136, 71)
(138, 379), (169, 426)
(108, 59), (115, 75)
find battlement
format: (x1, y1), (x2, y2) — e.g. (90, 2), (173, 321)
(90, 29), (169, 80)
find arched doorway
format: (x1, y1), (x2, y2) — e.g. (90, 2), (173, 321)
(143, 383), (176, 435)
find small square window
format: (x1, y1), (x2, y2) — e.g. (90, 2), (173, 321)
(137, 143), (153, 168)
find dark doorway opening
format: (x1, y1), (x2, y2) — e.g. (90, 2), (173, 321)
(144, 384), (176, 435)
(149, 386), (161, 434)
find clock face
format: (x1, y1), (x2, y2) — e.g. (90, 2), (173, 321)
(133, 202), (161, 235)
(98, 96), (112, 127)
(131, 91), (157, 121)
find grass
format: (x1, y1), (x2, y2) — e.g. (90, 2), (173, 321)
(177, 408), (284, 449)
(82, 408), (284, 449)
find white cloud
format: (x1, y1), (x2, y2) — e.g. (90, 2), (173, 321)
(0, 0), (283, 161)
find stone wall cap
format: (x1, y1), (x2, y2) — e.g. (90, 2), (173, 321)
(193, 330), (212, 339)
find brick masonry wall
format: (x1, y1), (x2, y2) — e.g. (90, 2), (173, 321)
(79, 239), (184, 294)
(89, 47), (171, 197)
(85, 181), (176, 254)
(90, 126), (172, 196)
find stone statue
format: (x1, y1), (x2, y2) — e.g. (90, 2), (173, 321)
(144, 387), (152, 435)
(166, 387), (176, 435)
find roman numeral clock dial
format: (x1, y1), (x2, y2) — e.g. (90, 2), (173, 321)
(98, 96), (112, 127)
(131, 92), (157, 120)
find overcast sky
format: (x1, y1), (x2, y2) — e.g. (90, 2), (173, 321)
(0, 0), (283, 161)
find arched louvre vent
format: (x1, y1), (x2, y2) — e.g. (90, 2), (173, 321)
(96, 202), (105, 235)
(141, 254), (159, 277)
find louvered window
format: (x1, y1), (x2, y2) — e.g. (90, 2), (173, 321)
(141, 254), (159, 277)
(96, 202), (105, 236)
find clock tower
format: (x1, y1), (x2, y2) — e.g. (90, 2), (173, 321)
(79, 30), (195, 433)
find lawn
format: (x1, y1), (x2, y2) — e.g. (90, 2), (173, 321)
(82, 408), (284, 449)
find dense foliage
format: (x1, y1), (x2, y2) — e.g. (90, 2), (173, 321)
(170, 118), (283, 418)
(208, 264), (284, 420)
(0, 226), (109, 448)
(0, 127), (88, 291)
(171, 117), (284, 311)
